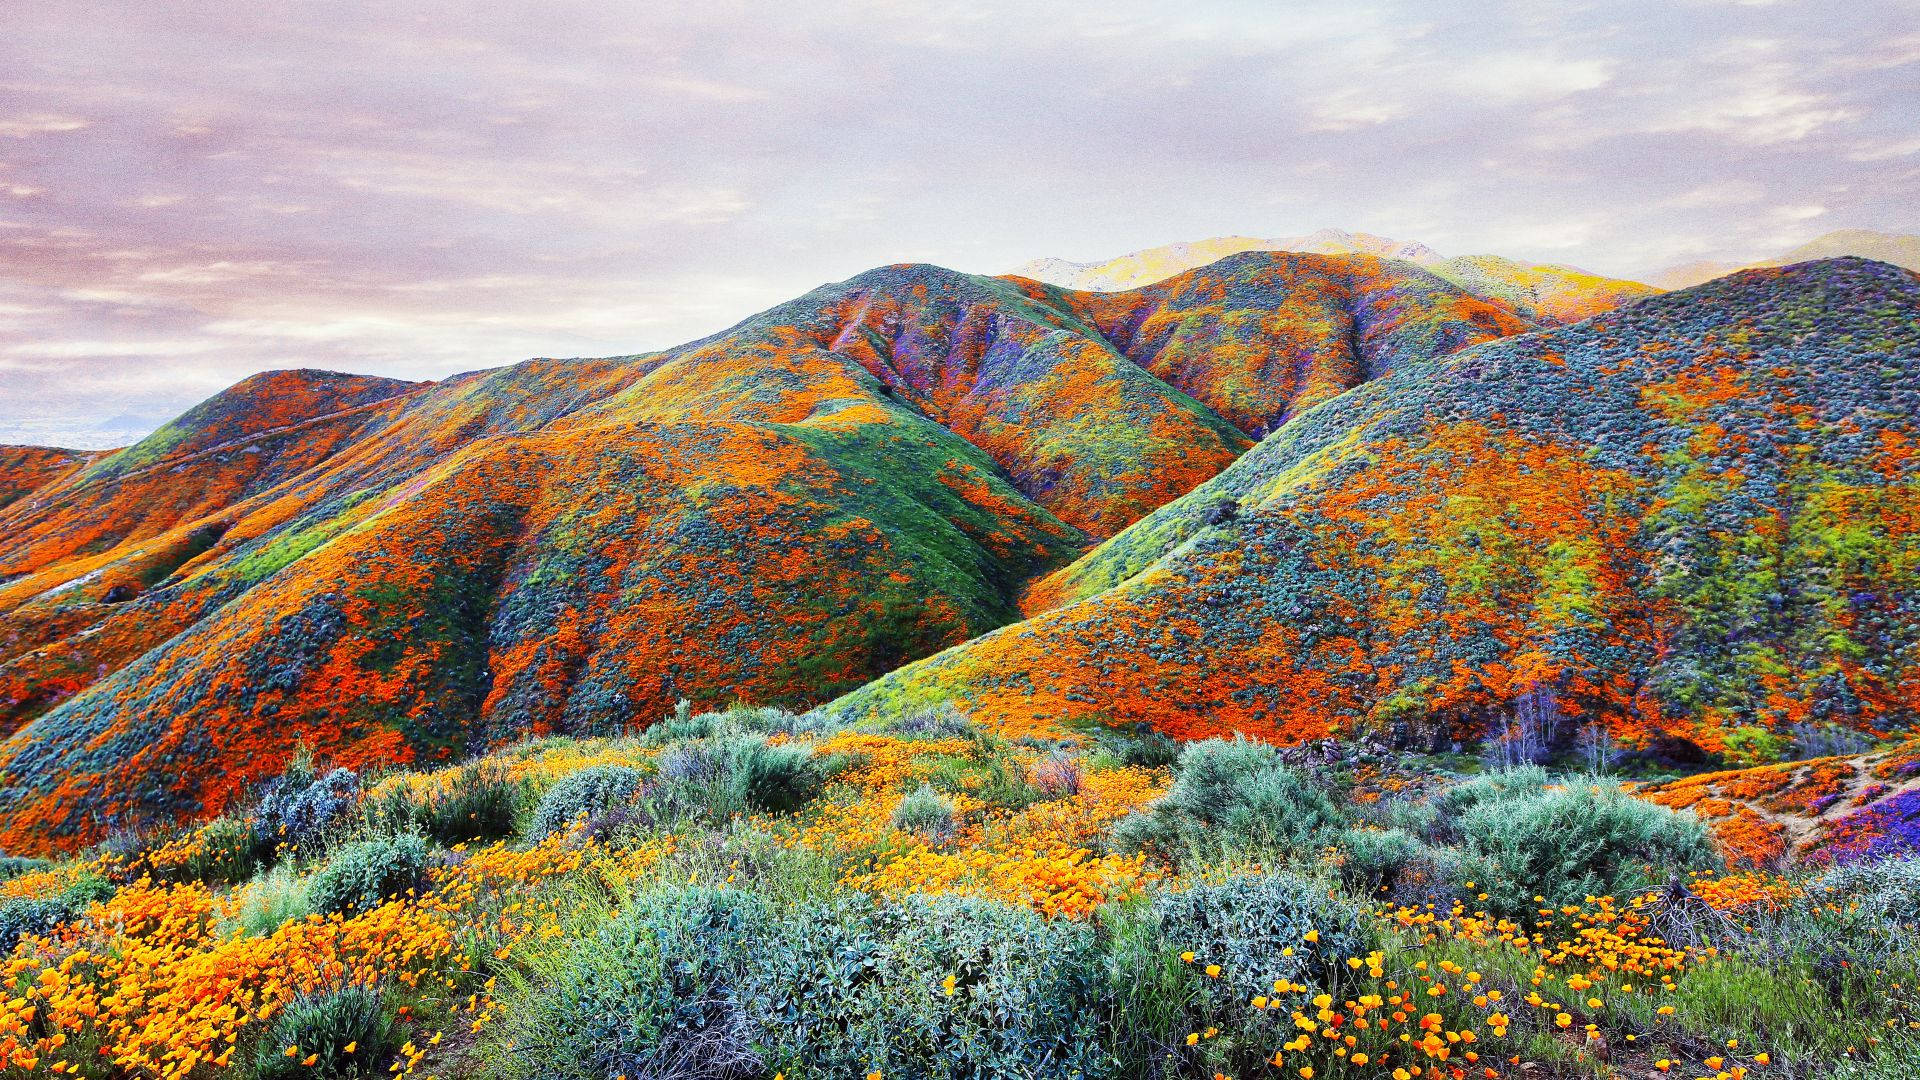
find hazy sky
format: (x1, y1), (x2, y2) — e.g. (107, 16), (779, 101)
(3, 0), (1916, 447)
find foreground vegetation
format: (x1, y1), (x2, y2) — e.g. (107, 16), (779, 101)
(0, 705), (1915, 1079)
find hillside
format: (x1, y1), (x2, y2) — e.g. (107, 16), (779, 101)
(839, 259), (1920, 755)
(1012, 229), (1658, 325)
(0, 254), (1518, 851)
(1639, 739), (1920, 868)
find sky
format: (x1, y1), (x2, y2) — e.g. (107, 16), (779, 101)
(2, 0), (1917, 448)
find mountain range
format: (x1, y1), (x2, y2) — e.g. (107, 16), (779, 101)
(1648, 228), (1920, 289)
(1010, 227), (1660, 325)
(1016, 226), (1920, 320)
(1, 250), (1915, 851)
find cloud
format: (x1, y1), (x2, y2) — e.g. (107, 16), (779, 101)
(1449, 53), (1614, 101)
(0, 113), (88, 137)
(0, 0), (1915, 446)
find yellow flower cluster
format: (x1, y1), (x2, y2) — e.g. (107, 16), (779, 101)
(365, 739), (658, 805)
(0, 880), (453, 1078)
(776, 734), (1168, 917)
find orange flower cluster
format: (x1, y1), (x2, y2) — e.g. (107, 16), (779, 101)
(1688, 872), (1798, 913)
(808, 731), (973, 789)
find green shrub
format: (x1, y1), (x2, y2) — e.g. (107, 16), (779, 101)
(0, 856), (48, 881)
(392, 762), (528, 845)
(890, 784), (956, 841)
(485, 888), (1109, 1080)
(1335, 827), (1423, 895)
(754, 894), (1109, 1078)
(247, 982), (400, 1080)
(0, 875), (113, 951)
(0, 896), (80, 952)
(1722, 725), (1791, 767)
(307, 834), (430, 916)
(166, 817), (260, 885)
(1096, 723), (1180, 771)
(640, 707), (716, 746)
(1426, 765), (1550, 841)
(724, 737), (838, 814)
(950, 731), (1048, 810)
(1151, 873), (1363, 1010)
(233, 863), (314, 937)
(1811, 856), (1920, 927)
(528, 764), (645, 839)
(487, 887), (768, 1080)
(1456, 783), (1719, 916)
(1112, 737), (1345, 866)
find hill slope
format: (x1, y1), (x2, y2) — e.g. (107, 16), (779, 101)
(0, 255), (1517, 850)
(837, 259), (1920, 754)
(1638, 740), (1920, 868)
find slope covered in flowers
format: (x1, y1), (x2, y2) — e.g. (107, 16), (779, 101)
(0, 257), (1519, 851)
(1639, 741), (1920, 868)
(0, 448), (89, 513)
(1037, 251), (1529, 440)
(840, 259), (1920, 753)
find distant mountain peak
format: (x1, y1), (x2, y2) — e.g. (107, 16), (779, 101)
(1652, 228), (1920, 290)
(1010, 232), (1655, 325)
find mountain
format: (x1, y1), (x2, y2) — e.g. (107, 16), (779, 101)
(0, 253), (1519, 851)
(1421, 254), (1658, 325)
(836, 259), (1920, 757)
(1010, 229), (1658, 325)
(1653, 228), (1920, 289)
(1008, 229), (1440, 292)
(0, 446), (89, 512)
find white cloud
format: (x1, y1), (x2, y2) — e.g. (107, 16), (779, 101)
(1449, 54), (1613, 101)
(0, 114), (88, 137)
